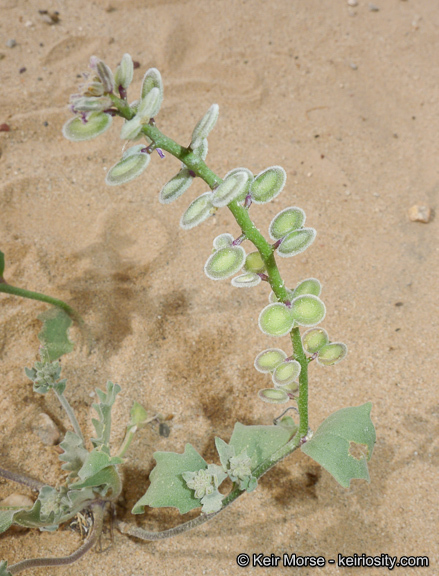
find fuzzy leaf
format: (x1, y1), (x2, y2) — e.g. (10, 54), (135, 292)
(250, 166), (286, 204)
(0, 509), (18, 535)
(269, 207), (306, 240)
(68, 465), (121, 497)
(215, 437), (236, 470)
(229, 422), (293, 470)
(91, 381), (121, 450)
(77, 450), (123, 483)
(132, 444), (207, 515)
(0, 560), (11, 576)
(62, 112), (112, 142)
(38, 308), (74, 361)
(59, 431), (89, 478)
(159, 168), (193, 204)
(204, 246), (246, 280)
(301, 403), (376, 488)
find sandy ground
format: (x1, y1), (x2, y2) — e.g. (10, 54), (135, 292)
(1, 0), (438, 575)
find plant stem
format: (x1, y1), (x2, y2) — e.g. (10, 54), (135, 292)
(7, 502), (104, 575)
(290, 327), (309, 437)
(0, 467), (44, 492)
(54, 390), (85, 444)
(0, 283), (84, 327)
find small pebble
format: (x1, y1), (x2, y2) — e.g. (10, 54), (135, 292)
(408, 205), (431, 223)
(19, 67), (26, 74)
(0, 493), (34, 508)
(347, 0), (358, 5)
(349, 62), (358, 70)
(6, 39), (16, 48)
(0, 123), (10, 132)
(31, 413), (60, 445)
(369, 3), (379, 10)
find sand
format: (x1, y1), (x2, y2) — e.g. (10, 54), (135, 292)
(0, 0), (438, 574)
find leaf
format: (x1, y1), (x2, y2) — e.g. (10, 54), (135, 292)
(91, 381), (121, 450)
(229, 422), (294, 470)
(68, 465), (122, 497)
(0, 561), (12, 576)
(38, 308), (74, 361)
(76, 450), (123, 483)
(59, 430), (89, 478)
(132, 443), (207, 515)
(0, 509), (18, 534)
(301, 403), (376, 488)
(215, 437), (235, 470)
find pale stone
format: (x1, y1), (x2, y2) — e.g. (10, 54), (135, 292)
(31, 413), (60, 445)
(408, 205), (431, 223)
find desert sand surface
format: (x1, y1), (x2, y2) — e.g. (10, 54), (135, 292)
(1, 0), (438, 575)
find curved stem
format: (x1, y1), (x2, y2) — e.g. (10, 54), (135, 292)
(0, 467), (45, 492)
(54, 390), (85, 444)
(0, 283), (84, 327)
(7, 502), (104, 575)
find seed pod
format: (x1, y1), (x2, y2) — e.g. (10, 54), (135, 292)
(105, 145), (151, 186)
(204, 246), (246, 280)
(211, 170), (250, 207)
(62, 111), (112, 142)
(277, 228), (316, 258)
(231, 272), (261, 288)
(272, 360), (301, 387)
(269, 206), (306, 240)
(290, 295), (326, 327)
(70, 96), (113, 113)
(213, 233), (234, 250)
(293, 278), (321, 298)
(115, 53), (134, 90)
(120, 115), (142, 140)
(254, 348), (287, 373)
(258, 303), (295, 337)
(302, 327), (329, 354)
(258, 388), (289, 404)
(159, 168), (194, 204)
(243, 251), (266, 274)
(192, 137), (209, 160)
(90, 57), (115, 93)
(191, 104), (219, 149)
(180, 192), (213, 230)
(250, 166), (286, 204)
(137, 86), (162, 121)
(317, 342), (347, 366)
(141, 68), (164, 104)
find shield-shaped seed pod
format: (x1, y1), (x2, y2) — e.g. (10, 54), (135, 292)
(272, 360), (301, 387)
(159, 168), (194, 204)
(105, 145), (151, 186)
(180, 192), (213, 230)
(62, 112), (112, 142)
(258, 389), (289, 404)
(317, 343), (347, 366)
(250, 166), (286, 204)
(258, 303), (295, 337)
(302, 328), (329, 354)
(277, 228), (316, 258)
(204, 246), (246, 280)
(290, 295), (326, 327)
(254, 349), (287, 373)
(231, 273), (261, 288)
(292, 278), (322, 298)
(269, 207), (306, 240)
(211, 170), (250, 207)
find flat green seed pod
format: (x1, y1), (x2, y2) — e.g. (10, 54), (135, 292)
(290, 295), (326, 327)
(269, 206), (306, 240)
(211, 171), (250, 207)
(258, 388), (289, 404)
(137, 87), (162, 121)
(159, 168), (193, 204)
(269, 288), (295, 303)
(180, 192), (213, 230)
(258, 303), (295, 337)
(204, 246), (246, 280)
(302, 328), (329, 354)
(231, 273), (261, 288)
(213, 233), (234, 250)
(243, 251), (266, 274)
(293, 278), (322, 298)
(272, 360), (301, 387)
(191, 104), (219, 149)
(141, 68), (164, 104)
(120, 116), (142, 140)
(192, 138), (208, 160)
(277, 228), (316, 258)
(317, 342), (347, 366)
(278, 381), (299, 393)
(62, 112), (112, 142)
(106, 150), (150, 186)
(254, 348), (287, 373)
(250, 166), (286, 204)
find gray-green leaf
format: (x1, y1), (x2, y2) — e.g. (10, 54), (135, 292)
(38, 308), (74, 361)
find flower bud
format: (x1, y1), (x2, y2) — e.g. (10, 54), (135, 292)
(141, 68), (164, 102)
(115, 53), (134, 90)
(90, 56), (115, 93)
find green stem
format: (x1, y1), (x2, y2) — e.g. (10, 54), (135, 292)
(290, 327), (309, 437)
(54, 390), (85, 444)
(0, 282), (83, 327)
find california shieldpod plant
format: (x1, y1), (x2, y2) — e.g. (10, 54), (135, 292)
(0, 54), (376, 575)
